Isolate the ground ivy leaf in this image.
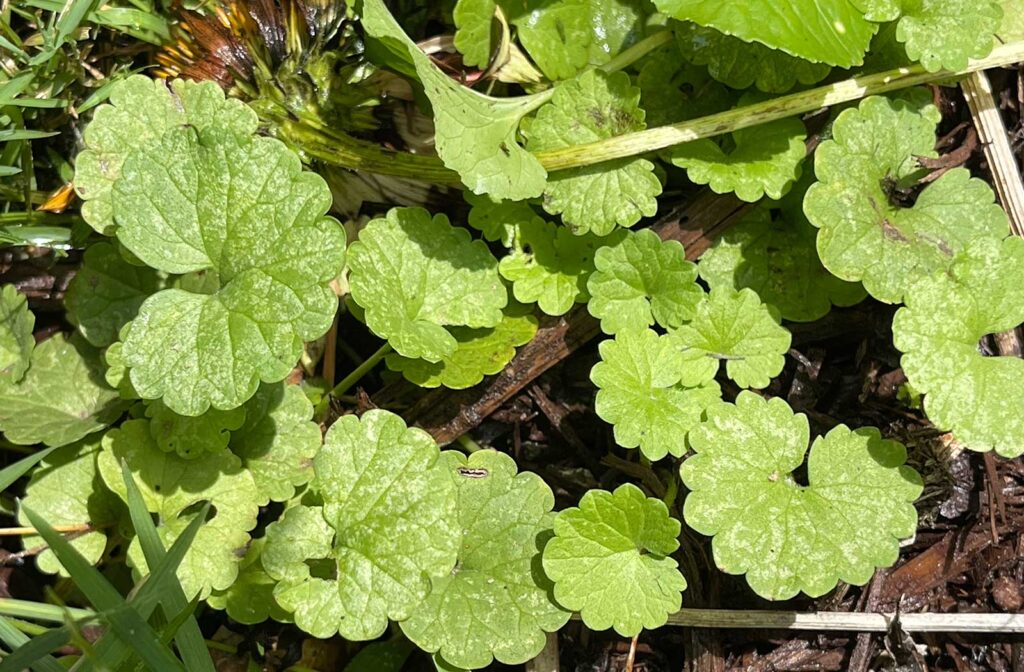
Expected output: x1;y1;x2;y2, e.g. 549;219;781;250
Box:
681;392;923;600
654;0;877;67
586;229;703;334
0;333;128;447
112;126;345;415
465;192;536;247
500;218;620;316
266;410;458;640
591;328;721;461
20;437;122;576
74;75;257;235
144;399;245;459
636;45;735;127
65;243;163;348
348;207;507;362
385;303;539;389
896;0;1001;71
0;284;34;381
893;237;1024;457
400;450;570;669
543;484;686;637
672;287;791;389
207;538;291;625
803;95;1009;303
98;419;260;598
361;0;547;200
698;204;866;322
668;104;806;202
229;383;321;504
675;22;831;93
527;70;661;235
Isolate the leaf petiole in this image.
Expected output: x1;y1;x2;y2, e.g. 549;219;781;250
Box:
330;343;393;399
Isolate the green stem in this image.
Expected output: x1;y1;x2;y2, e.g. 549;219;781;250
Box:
455;434;483;453
597;30;673;75
0;598;94;623
536;40;1024;170
329;343;392;398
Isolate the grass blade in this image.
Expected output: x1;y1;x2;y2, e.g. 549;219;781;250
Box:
0;616;65;672
0;446;59;493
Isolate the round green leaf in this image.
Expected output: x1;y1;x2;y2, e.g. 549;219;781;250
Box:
145;400;245;459
543;484;685;636
592;328;721;461
348;207;507;362
400;450;570;669
113;126;345;416
803;95;1009;303
893;236;1024;457
896;0;1001;71
672;287;791;389
0;284;34;381
207;537;291;625
586;229;703;334
681;392;923;600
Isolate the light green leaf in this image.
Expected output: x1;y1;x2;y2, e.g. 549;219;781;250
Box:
112;126;345;416
465;192;536;247
73;75;257;234
99;419;260;598
0;333;129;447
672;287;791;389
698;204;866;322
681;392;923;600
668;101;806;202
893;236;1024;457
265;410;458;641
500;218;619;316
653;0;878;67
348;207;507;362
0;284;34;381
803;95;1009;303
207;538;291;625
229;383;322;504
361;0;548;200
896;0;1001;71
145;400;245;459
586;229;703;334
543;484;685;636
65;242;162;348
400;450;570;669
527;70;661;235
20;437;123;576
385;303;539;389
591;328;721;461
675;22;831;93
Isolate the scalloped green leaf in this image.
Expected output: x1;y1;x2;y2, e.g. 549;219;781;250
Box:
500;217;619;316
592;328;721;461
893;236;1024;457
672;287;791;389
111;126;345;416
20;437;123;576
264;410;458;641
543;483;685;636
145;400;245;459
65;243;163;348
465;192;537;247
207;537;291;625
586;229;703;334
527;69;661;235
0;333;129;447
0;284;34;381
675;22;831;93
73;75;257;235
348;207;507;362
400;450;570;669
803;95;1009;303
668;105;806;202
698;205;866;322
229;383;321;504
681;392;923;600
99;419;260;598
361;0;547;200
653;0;877;67
385;303;539;389
896;0;1001;71
636;45;735;128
